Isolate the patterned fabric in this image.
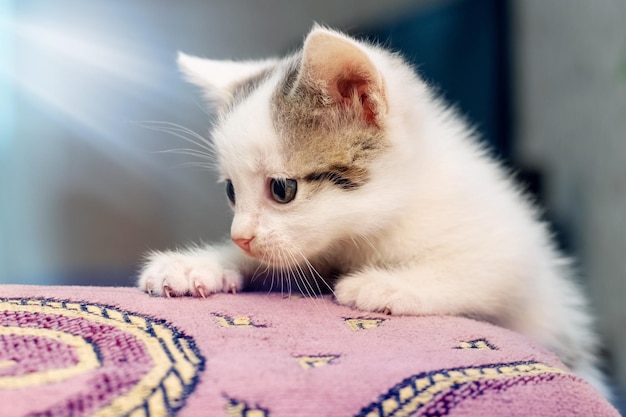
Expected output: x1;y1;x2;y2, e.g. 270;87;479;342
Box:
0;285;619;417
0;298;203;416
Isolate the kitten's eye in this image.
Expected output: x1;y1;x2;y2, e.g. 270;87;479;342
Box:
225;180;236;204
270;178;297;204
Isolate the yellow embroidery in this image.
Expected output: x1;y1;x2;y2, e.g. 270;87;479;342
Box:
382;397;400;414
0;299;204;417
152;324;197;385
226;398;269;417
295;355;339;369
0;360;16;369
128;407;149;417
357;361;565;417
457;338;496;350
398;385;414;402
344;318;385;331
161;372;185;410
214;314;265;328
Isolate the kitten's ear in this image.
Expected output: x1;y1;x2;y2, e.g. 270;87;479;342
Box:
177;52;276;109
299;27;387;126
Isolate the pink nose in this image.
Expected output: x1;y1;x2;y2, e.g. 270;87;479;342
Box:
232;237;253;253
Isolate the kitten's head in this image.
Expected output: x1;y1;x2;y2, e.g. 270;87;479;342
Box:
179;26;413;266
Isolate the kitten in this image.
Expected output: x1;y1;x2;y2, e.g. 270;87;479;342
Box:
138;26;608;395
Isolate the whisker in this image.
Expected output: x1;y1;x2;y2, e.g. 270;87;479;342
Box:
153;145;212;155
264;250;275;297
278;249;285;296
155;147;216;162
273;249;281;294
280;247;292;297
357;233;382;260
298;249;335;297
287;249;315;300
305;255;324;299
140;120;215;148
261;247;276;291
279;253;291;298
193;97;214;118
171;160;218;170
290;249;333;314
135;120;217;155
250;255;267;285
283;248;307;298
267;267;275;293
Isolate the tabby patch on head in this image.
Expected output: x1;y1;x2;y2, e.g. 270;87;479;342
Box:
271;30;390;191
178;28;391;192
228;67;276;113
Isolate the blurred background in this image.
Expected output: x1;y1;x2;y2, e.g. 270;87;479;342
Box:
1;0;625;407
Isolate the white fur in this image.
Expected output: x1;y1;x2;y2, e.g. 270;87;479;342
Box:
140;27;608;396
177;52;277;107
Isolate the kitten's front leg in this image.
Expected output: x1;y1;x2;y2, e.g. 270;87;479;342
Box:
138;243;255;297
334;264;511;317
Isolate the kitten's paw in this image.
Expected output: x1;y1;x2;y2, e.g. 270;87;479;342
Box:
334;270;422;315
138;249;242;298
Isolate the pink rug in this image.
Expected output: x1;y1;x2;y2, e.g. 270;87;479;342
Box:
0;285;618;416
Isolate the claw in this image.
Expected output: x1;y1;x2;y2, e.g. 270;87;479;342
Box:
145;283;154;297
230;284;237;295
195;282;208;299
382;307;392;315
163;284;173;298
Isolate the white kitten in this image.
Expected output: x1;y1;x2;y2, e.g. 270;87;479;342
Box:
139;26;608;395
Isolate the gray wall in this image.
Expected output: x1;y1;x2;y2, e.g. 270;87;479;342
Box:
513;0;626;388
